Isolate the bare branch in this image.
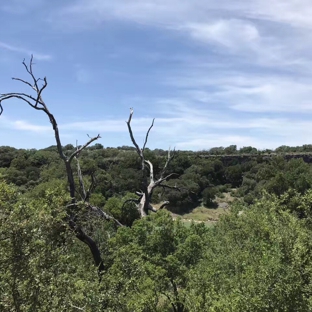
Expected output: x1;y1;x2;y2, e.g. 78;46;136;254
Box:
135;191;144;197
36;77;48;105
142;118;154;152
161;172;179;182
1;92;44;106
11;56;48;109
126;108;142;158
69;302;86;311
0;94;43;111
126;107;154;160
12;77;34;89
87;204;123;227
159;201;170;209
22;55;40;93
126;110;179;217
75;156;86;200
69;134;101;163
160;183;191;193
148;204;157;212
160;147;175;180
0;57;108;275
145;160;154;183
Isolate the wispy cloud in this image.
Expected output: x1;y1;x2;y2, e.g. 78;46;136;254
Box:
4;102;312;150
2;1;312;150
184;20;260;49
1;117;51;133
13;120;51;132
227;0;312;29
163;66;312;113
0;41;51;60
53;0;312;69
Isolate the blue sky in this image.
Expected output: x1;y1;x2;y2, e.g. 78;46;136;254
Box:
1;0;312;151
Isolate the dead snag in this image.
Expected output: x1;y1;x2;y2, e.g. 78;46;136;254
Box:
0;56;115;274
126;108;178;217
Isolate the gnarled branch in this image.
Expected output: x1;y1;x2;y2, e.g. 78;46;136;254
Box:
69;134;101;163
125;109;178;217
0;56;107;274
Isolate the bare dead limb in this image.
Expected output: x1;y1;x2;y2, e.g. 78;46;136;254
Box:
69;302;86;311
87;204;123;227
73;141;122;228
69;134;101;163
74;141;97;202
159;201;170;209
142;118;155;152
145;160;154;183
135;191;144;197
0;56;107;274
125;109;178;217
160;183;182;191
160;148;175;178
76;156;86;201
126;108;143;161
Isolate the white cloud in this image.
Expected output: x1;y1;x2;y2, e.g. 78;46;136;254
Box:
3;0;312;150
61;117;160;134
228;0;312;29
0;41;52;61
13;120;51;132
164;68;312;113
184;19;259;49
3;103;312;150
54;0;312;34
56;101;312;150
53;0;312;71
0;117;51;133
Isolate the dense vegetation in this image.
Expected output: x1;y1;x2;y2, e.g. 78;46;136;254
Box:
2;143;312;311
2;59;312;311
1;143;312;212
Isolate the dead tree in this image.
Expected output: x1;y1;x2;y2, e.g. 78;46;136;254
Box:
0;56;120;274
126;108;178;217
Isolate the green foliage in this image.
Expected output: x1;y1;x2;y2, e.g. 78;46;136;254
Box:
4;144;312;213
237;157;312;205
0;146;18;167
3;143;312;311
101;210;208;311
202;187;218;207
224;145;237;155
225;164;243;187
89;192;106;207
186;193;312;311
239;146;258;154
104;193;140;226
0;180;101;311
